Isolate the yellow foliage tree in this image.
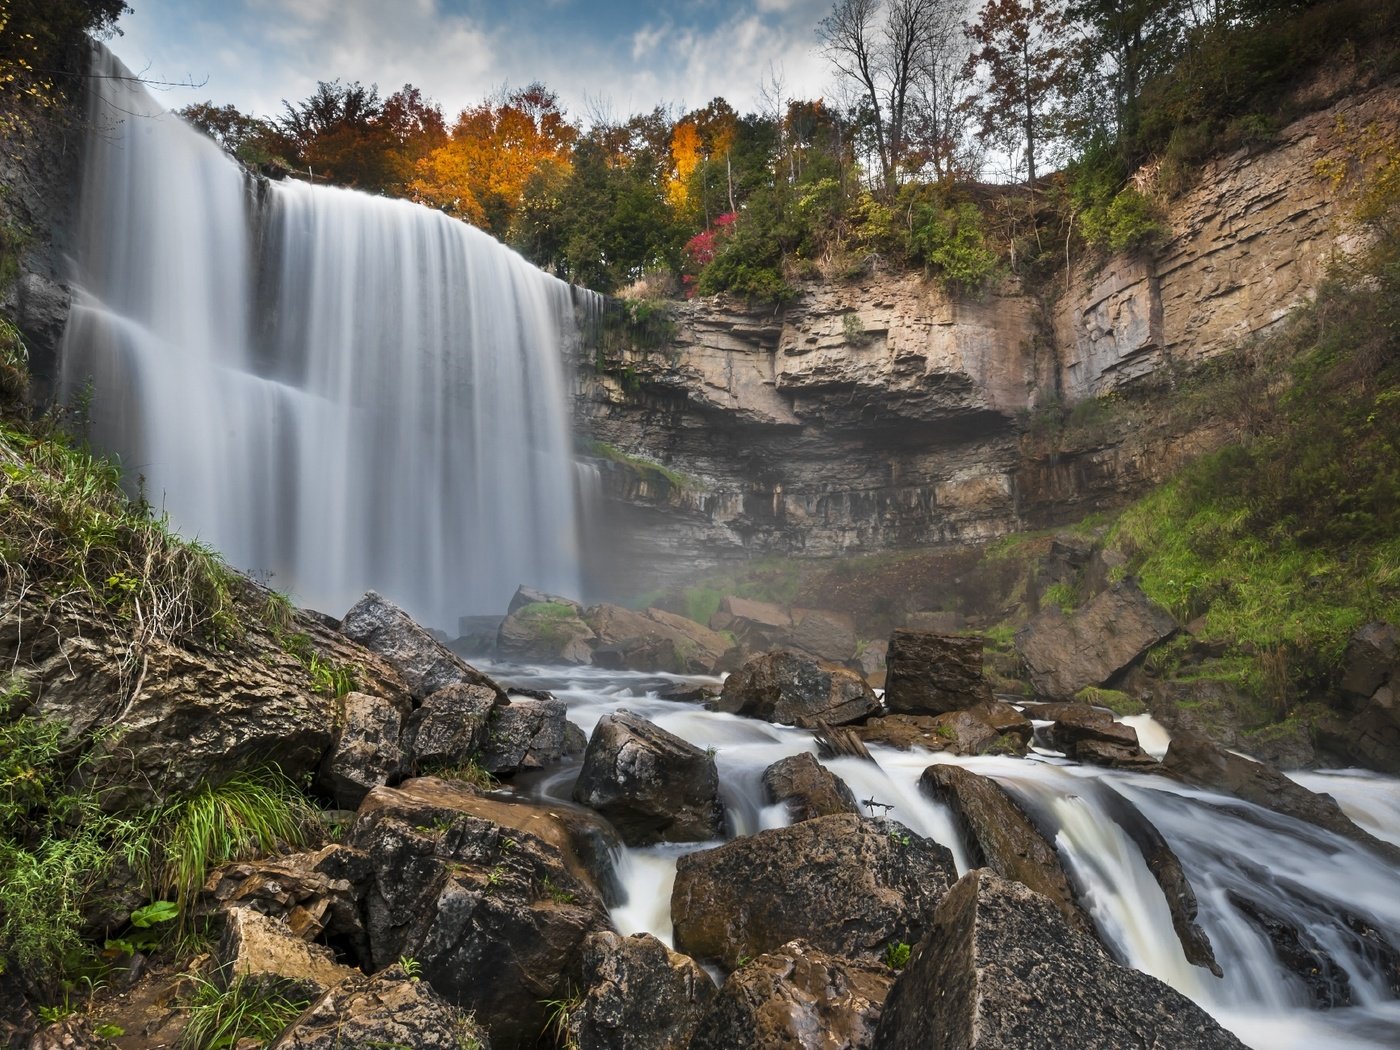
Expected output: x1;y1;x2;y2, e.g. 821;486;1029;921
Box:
667;120;703;210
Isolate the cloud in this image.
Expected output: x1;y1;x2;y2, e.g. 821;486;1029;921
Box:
109;0;836;124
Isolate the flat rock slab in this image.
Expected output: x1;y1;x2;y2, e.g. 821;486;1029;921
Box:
883;630;991;715
671;814;956;970
919;765;1092;936
1015;580;1177;700
872;869;1248;1050
719;650;879;728
689;940;892;1050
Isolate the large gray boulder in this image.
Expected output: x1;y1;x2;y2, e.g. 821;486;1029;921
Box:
688;940;892;1050
347;779;611;1047
761;752;860;821
341;590;505;702
480;696;571;775
671;815;956;970
317;691;407;807
718;650;879;728
1015;580;1177;700
572;710;724;845
567;931;716;1050
401;682;499;773
496;600;596;664
270;965;491;1050
883;631;992;714
872;869;1248;1050
919;765;1092;936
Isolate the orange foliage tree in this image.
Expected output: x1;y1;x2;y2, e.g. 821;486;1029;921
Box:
410;84;576;237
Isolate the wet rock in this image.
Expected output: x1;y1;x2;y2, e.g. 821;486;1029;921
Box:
479;696;571;775
1162;730;1400;863
1228;892;1355;1008
762;752;860;821
567;931;716;1050
347;778;611;1047
215;906;352;998
872;869;1248;1050
496;601;596;664
1340;621;1397;699
689;940;892;1050
718;650;879;728
883;630;992;715
317;690;406;807
1097;791;1220;976
1345;682;1400;774
919;765;1091;935
270;964;491;1050
1015;580;1177;700
856;709;1028;757
572;710;724;845
1043;705;1157;769
340;590;505;702
655;682;719;705
671;814;956;970
402;682;498;775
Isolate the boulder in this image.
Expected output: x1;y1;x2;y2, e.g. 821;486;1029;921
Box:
215;906;352;999
347;779;611;1047
317;691;406;807
496;601;596;664
572;710;724;845
1161;731;1400;864
872;869;1248;1050
788;608;860;662
1042;704;1157;769
856;640;888;680
718;650;879;729
586;604;733;675
671;815;956;970
709;596;793;649
479;696;571;775
1015;580;1177;700
402;682;499;774
567;931;716;1050
883;631;991;715
918;765;1091;935
202;846;371;960
689;941;892;1050
508;585;583;616
340;590;505;703
1344;682;1400;774
270;964;491;1050
761;752;860;821
1340;621;1397;698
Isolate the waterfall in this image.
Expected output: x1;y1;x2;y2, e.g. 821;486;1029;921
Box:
60;48;590;627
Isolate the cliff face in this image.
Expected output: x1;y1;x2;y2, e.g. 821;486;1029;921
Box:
579;80;1400;595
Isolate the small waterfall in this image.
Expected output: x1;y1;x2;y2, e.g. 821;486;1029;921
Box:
61;48;592;626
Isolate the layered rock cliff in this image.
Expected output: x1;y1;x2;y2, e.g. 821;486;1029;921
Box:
577;79;1400;597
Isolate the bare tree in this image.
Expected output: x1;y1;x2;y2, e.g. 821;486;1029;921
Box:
819;0;970;191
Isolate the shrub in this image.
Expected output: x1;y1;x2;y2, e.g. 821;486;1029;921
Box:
909;201;1000;293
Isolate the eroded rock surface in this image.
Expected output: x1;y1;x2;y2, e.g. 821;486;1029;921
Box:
872;869;1247;1050
883;630;991;714
568;931;715;1050
718;650;879;728
761;752;860;821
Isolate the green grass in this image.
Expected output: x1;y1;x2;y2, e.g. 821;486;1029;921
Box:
1074;686;1146;716
586;441;696;494
177;973;310;1050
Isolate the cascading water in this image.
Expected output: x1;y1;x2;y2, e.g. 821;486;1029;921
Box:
60;49;591;627
495;662;1400;1050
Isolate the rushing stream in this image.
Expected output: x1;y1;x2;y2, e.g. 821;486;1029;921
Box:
489;662;1400;1050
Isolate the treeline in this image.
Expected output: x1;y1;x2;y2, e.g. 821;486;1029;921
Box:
163;0;1399;298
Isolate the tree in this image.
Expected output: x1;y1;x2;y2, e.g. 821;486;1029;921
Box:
1;0;130;132
410;84;576;236
965;0;1073;191
1067;0;1189;148
819;0;966;191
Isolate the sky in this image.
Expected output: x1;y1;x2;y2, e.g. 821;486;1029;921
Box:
105;0;840;125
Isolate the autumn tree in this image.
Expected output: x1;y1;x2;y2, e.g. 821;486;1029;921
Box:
965;0;1073;191
410;84;575;237
1;0;129;132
